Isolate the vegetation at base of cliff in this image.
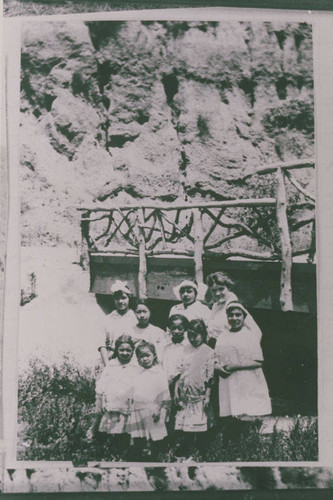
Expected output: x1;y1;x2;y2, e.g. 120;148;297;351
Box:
18;356;318;463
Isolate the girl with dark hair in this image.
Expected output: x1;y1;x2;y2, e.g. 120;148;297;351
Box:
103;281;137;351
162;314;189;381
131;300;168;361
174;319;215;441
89;334;138;459
214;301;271;441
126;341;170;460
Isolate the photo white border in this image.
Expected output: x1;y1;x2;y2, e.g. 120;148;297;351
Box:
2;5;333;490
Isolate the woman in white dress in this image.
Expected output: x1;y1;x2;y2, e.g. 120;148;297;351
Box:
214;301;271;441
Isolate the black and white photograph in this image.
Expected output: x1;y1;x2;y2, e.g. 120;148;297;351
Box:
13;17;319;467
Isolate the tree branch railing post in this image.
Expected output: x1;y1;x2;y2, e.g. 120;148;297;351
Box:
276;167;294;311
138;208;147;299
80;210;91;271
77;158;315;310
193;208;204;284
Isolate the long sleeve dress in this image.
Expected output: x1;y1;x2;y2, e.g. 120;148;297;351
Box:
130;324;168;361
126;365;170;441
95;358;140;434
169;301;211;325
215;327;272;417
174;343;215;432
104;309;137;348
161;341;187;384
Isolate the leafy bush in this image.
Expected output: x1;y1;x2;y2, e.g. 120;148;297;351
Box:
18;355;98;462
18;356;318;463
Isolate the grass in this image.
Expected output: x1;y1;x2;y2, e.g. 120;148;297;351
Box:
18;355;318;463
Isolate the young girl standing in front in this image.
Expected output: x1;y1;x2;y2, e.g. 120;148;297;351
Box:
90;335;139;460
174;319;215;453
126;341;170;460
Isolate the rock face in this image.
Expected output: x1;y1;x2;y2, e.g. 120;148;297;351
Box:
20;20;314;247
4;465;333;493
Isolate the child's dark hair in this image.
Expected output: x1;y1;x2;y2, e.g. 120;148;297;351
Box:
112;335;135;359
134;299;151;311
187;319;208;342
136;340;158;365
167;314;189;330
112;290;136;311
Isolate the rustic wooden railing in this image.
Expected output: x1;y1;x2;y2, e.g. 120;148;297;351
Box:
78;159;315;311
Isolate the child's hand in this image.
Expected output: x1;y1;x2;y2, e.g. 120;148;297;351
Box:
152;412;160;423
203;395;210;409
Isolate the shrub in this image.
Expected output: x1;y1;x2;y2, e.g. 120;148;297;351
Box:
18;356;318;463
18;355;98;462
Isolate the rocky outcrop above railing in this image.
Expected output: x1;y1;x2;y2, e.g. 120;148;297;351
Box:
20;21;314;248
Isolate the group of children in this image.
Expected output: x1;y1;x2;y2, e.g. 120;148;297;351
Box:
89;275;272;460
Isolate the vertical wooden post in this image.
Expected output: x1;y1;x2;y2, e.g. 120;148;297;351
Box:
276;167;294;311
308;219;316;264
80;210;90;271
193;208;204;284
138;208;147;299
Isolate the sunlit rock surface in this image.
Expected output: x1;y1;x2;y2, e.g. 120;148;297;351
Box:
20;20;314;248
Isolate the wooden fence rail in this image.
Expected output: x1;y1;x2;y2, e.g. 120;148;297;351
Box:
77;159;315;311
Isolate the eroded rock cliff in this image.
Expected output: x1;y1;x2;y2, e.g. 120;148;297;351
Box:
20;20;314;247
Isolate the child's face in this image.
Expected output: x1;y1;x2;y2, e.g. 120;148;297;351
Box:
114;292;130;312
117;343;134;364
227;307;245;331
188;328;204;348
211;283;228;303
135;304;150;327
169;319;185;343
180;286;197;306
137;347;155;369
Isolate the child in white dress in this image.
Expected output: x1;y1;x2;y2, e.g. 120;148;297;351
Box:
169;279;210;325
174;319;215;454
126;341;170;460
162;314;189;383
214;301;271;441
130;300;168;361
161;314;189;436
103;281;137;352
90;335;139;460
